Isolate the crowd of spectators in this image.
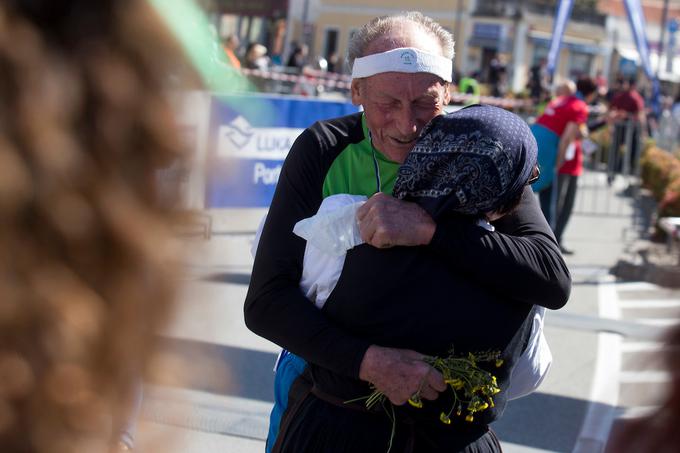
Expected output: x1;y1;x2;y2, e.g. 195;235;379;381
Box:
217;30;678;156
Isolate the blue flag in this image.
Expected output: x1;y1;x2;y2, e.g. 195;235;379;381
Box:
623;0;660;114
546;0;575;76
623;0;654;79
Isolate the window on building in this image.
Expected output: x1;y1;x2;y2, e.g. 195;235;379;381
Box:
568;51;592;79
220;14;239;39
532;45;549;67
323;28;339;60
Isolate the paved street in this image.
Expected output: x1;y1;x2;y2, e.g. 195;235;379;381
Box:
134;171;680;453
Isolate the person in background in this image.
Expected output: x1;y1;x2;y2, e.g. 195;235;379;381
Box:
549;76;598;254
609;78;646;179
606;74;625;103
531;79;593;253
243;43;271;92
595;70;608;97
672;94;680;146
223;33;241;69
458;71;481;105
268;19;286;66
554;80;576;98
0;0;193;452
528;58;549;104
286;43;308;72
327;52;340;73
244;43;270;71
488;53;507;98
672;93;680;121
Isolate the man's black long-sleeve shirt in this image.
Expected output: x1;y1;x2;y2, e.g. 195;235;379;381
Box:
244;112;570;380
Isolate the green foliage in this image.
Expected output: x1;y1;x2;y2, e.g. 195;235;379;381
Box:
640;147;680;201
660;177;680;217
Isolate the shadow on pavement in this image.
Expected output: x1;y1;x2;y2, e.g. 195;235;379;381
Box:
149;337;276;402
201;272;251;285
494;392;611;452
149;338;610;452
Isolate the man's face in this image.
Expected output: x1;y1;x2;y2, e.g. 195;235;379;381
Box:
351;72;450;163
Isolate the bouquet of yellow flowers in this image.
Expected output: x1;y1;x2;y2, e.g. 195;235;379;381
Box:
348;348;502;452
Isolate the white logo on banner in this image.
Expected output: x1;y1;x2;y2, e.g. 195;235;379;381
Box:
218;115;304;160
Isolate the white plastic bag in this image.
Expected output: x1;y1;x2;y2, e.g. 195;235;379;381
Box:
293;194;367;256
295;194;366;308
506;306;552;400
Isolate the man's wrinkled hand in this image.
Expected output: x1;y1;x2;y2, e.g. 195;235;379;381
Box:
359;345;446;406
356;193;436;248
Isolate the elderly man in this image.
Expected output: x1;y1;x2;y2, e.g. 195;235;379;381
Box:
245;12;570;453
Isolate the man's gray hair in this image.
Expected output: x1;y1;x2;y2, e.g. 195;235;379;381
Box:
347;12;454;71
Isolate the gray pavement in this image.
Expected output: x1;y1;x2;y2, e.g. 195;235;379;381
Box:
134;170;678;453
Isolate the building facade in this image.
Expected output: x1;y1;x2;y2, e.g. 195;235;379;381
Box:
212;0;676;95
286;0;607;93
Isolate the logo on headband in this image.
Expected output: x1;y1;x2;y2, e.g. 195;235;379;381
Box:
400;49;417;66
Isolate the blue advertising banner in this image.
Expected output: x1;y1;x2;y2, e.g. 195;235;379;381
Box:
546;0;575;76
206;94;359;208
623;0;654;79
623;0;660;114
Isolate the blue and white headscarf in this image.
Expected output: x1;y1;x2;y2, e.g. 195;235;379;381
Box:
393;105;537;219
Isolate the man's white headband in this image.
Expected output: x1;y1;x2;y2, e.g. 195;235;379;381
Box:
351;47;452;82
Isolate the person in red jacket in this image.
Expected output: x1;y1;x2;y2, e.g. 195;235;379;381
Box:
532;77;597;253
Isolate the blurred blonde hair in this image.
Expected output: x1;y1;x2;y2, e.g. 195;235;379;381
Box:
554;80;576;98
0;0;195;451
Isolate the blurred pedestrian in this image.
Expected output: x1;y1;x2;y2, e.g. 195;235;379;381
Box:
286;43;308;72
243;43;271;92
555;80;576;98
488;53;507;98
327;52;340;73
527;58;549;104
609;78;646;178
606;73;625;103
595;70;608;97
244;43;270;71
223;33;241;69
531;79;592;253
672;93;680;121
458;71;481;105
548;77;598;254
0;0;192;452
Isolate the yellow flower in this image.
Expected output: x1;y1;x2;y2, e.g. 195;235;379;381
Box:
439;413;452;425
407;397;423;409
465;414;474;422
495;359;504;367
445;378;464;389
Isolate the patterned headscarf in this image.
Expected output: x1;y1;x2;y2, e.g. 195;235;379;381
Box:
393;104;537;219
